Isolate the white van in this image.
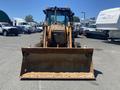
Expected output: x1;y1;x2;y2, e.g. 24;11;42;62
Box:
96;8;120;41
12;18;33;34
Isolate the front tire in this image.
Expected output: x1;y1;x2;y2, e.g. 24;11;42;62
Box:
3;30;8;36
108;38;115;42
15;33;18;36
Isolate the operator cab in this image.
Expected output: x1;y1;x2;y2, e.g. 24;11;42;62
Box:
43;7;74;26
43;7;74;47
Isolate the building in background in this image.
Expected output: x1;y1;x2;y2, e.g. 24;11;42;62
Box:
0;10;12;25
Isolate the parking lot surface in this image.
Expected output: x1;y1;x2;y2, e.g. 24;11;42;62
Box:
0;33;120;90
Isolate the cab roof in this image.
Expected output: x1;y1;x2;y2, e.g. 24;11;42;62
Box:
43;6;74;16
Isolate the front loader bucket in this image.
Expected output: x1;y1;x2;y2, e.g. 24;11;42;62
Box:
20;48;94;79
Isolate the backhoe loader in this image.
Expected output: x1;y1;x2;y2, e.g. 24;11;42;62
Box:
20;7;95;79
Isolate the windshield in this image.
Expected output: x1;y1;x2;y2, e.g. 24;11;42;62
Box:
20;22;28;25
51;15;65;24
48;14;69;25
89;25;96;28
2;23;11;27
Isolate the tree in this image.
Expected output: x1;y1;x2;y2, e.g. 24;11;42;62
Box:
73;16;80;22
25;15;34;22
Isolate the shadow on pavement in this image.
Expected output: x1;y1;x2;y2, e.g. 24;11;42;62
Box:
94;69;103;79
75;35;83;38
102;41;120;45
86;36;107;40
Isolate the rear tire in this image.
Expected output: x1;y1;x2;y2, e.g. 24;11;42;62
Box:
108;38;115;42
111;38;115;42
3;30;8;36
15;33;18;36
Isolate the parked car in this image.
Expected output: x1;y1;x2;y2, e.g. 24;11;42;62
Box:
12;18;33;34
0;22;19;36
80;26;88;35
18;22;33;34
36;25;43;32
15;26;24;34
81;24;96;35
85;30;109;40
85;24;96;32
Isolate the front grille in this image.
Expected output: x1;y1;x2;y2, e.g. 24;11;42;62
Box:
9;28;18;34
52;30;66;44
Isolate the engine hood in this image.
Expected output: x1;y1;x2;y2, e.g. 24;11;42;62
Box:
50;24;65;31
2;26;17;30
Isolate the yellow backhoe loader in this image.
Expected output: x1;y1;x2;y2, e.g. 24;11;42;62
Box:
20;7;95;79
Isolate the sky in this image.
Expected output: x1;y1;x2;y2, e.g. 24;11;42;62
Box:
0;0;120;22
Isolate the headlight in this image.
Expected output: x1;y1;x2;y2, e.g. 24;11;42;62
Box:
23;27;29;31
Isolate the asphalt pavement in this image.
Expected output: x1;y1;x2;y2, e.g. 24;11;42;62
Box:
0;33;120;90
